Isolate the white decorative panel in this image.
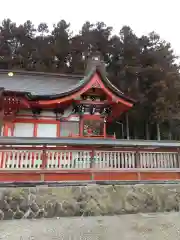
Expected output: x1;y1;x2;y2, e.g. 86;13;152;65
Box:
16;110;56;120
14;123;34;137
37;124;57;137
16;110;32;116
68;116;79;121
40;111;56;118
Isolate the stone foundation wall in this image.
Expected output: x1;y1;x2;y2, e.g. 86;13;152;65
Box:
0;184;180;220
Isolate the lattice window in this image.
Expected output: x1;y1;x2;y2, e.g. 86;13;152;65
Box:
60;122;79;137
83;119;103;136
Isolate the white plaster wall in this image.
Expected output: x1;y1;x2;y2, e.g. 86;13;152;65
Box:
14;110;80;137
13;123;34;137
37;124;57;137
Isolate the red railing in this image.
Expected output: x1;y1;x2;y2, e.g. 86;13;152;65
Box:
0;145;179;170
0;138;180;181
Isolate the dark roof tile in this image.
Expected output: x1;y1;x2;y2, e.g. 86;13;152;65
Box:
0;72;80;96
0;68;136;104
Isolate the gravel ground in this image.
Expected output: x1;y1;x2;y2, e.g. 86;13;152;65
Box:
1;213;180;240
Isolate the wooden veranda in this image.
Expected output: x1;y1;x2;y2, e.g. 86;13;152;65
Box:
0;137;180;182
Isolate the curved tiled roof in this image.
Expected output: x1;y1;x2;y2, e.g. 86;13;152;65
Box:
0;67;136;104
0;70;81;96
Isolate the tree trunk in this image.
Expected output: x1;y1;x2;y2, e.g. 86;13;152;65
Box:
145;122;150;140
157;123;161;141
126;113;130;140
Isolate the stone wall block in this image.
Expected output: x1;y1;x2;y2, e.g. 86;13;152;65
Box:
35;209;45;218
44;202;56;218
23;208;36;219
30;202;40;212
13;207;24;219
3;209;14;220
0;209;4;220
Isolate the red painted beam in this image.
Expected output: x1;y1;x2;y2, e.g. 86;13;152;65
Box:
0;170;179;182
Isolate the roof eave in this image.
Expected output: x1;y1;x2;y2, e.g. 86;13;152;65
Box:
95;67;136;104
1;67;136;105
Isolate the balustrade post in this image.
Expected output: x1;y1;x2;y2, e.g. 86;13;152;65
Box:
135;147;141;180
40;145;47;181
41;145;47;169
90;149;95;180
177;148;180;168
135;148;141;181
135;147;140;168
90;149;95;168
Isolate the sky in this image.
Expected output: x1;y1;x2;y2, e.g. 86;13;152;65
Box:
1;0;180;57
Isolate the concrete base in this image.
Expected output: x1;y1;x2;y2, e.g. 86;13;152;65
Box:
0;184;180;220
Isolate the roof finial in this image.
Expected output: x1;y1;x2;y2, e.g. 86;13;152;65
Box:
92;55;100;61
91;51;102;61
85;51;105;75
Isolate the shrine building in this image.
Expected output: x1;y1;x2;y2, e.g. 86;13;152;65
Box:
0;54;179;183
0;55;135;139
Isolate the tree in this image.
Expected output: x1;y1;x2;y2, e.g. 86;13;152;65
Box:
12;20;36;70
51;20;71;72
0;19;17;68
37;22;49;36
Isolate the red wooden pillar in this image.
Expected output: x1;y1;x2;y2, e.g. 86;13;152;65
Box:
0;89;5;169
80;116;84;137
3;124;9;136
33;122;38;137
0;88;4;135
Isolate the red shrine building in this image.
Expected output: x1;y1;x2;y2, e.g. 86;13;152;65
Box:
0;56;135;139
0;55;179;182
